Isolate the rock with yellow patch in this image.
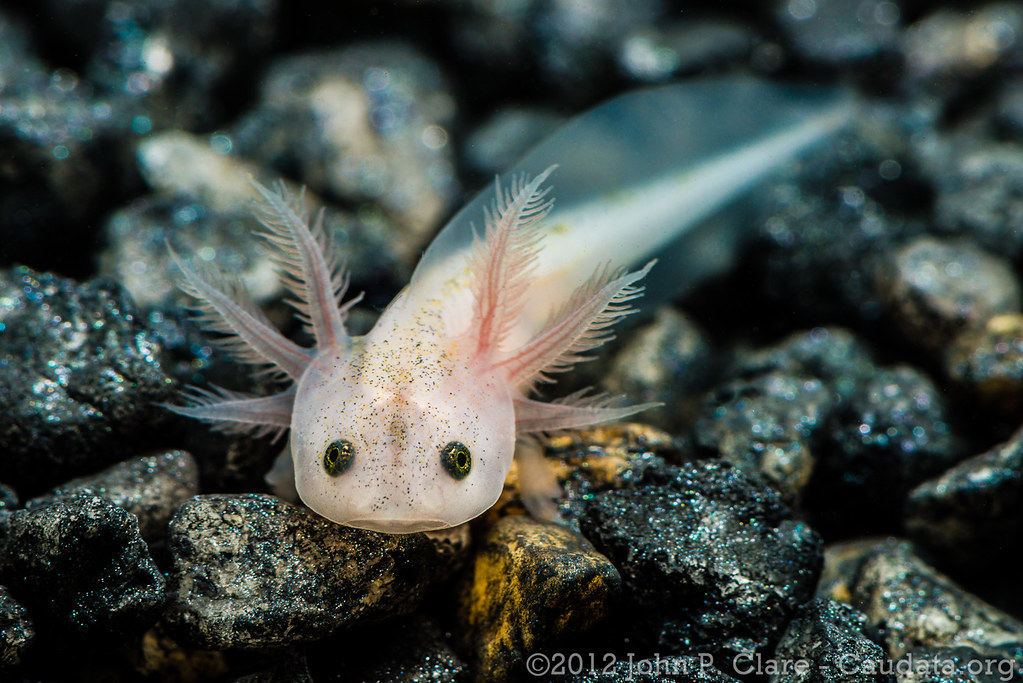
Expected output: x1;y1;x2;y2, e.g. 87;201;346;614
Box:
458;515;621;682
946;313;1023;418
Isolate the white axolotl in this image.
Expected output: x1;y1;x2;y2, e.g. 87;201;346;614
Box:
167;79;851;533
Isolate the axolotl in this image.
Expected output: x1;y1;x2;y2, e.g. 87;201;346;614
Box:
167;79;850;533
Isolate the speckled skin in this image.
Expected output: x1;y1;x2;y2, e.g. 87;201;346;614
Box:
291;305;516;532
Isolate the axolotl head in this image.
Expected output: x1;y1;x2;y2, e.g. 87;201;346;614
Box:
289;334;516;533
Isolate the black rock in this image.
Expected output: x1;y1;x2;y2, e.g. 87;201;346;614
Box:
165;494;439;649
693;370;834;501
40;0;278;131
894;646;1015;683
814;365;962;535
579;460;823;657
945;313;1023;420
818;539;1023;661
932;144;1023;260
0;585;34;668
737;326;878;404
905;426;1023;570
875;236;1019;353
27;450;200;541
754;137;914;328
603;308;717;433
544;423;683;532
309;615;467;683
0;62;128;275
771;598;889;683
0;496;165;641
0;266;176;493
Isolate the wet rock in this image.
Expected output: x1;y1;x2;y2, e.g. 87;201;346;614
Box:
894;646;1015;683
932;144;1023;260
814;365;961;535
41;0;278;130
0;585;34;668
0;62;128;274
775;0;901;66
529;423;682;530
693;371;833;501
603;308;717;432
231;43;457;241
618;19;755;82
905;426;1023;569
737;327;878;408
308;615;467;682
99;178;404;312
771;598;888;683
0;496;165;639
458;515;620;683
27;450;200;541
875;236;1019;352
580;460;822;657
902;5;1023;85
756;155;910;327
818;539;1023;660
165;494;438;649
945;314;1023;418
0;266;176;492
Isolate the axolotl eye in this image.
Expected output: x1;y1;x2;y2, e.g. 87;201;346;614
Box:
323;439;355;476
440;441;471;480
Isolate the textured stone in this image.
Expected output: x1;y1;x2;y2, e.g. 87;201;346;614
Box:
906;426;1023;569
0;585;34;668
458;515;620;683
876;236;1019;352
815;365;961;534
0;496;165;639
165;494;438;649
28;450;199;541
819;539;1023;660
771;598;888;683
0;266;175;491
580;460;822;657
945;314;1023;418
693;371;833;501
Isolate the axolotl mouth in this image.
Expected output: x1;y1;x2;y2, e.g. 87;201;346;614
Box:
347;518;451;533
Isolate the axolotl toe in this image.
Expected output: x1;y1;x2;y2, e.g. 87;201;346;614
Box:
166;78;852;533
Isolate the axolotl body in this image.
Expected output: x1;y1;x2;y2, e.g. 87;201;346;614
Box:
168;79;851;533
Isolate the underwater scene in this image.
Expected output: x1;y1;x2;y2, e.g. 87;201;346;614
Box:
1;1;1023;681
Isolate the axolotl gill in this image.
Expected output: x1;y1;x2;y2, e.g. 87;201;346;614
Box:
167;79;851;534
